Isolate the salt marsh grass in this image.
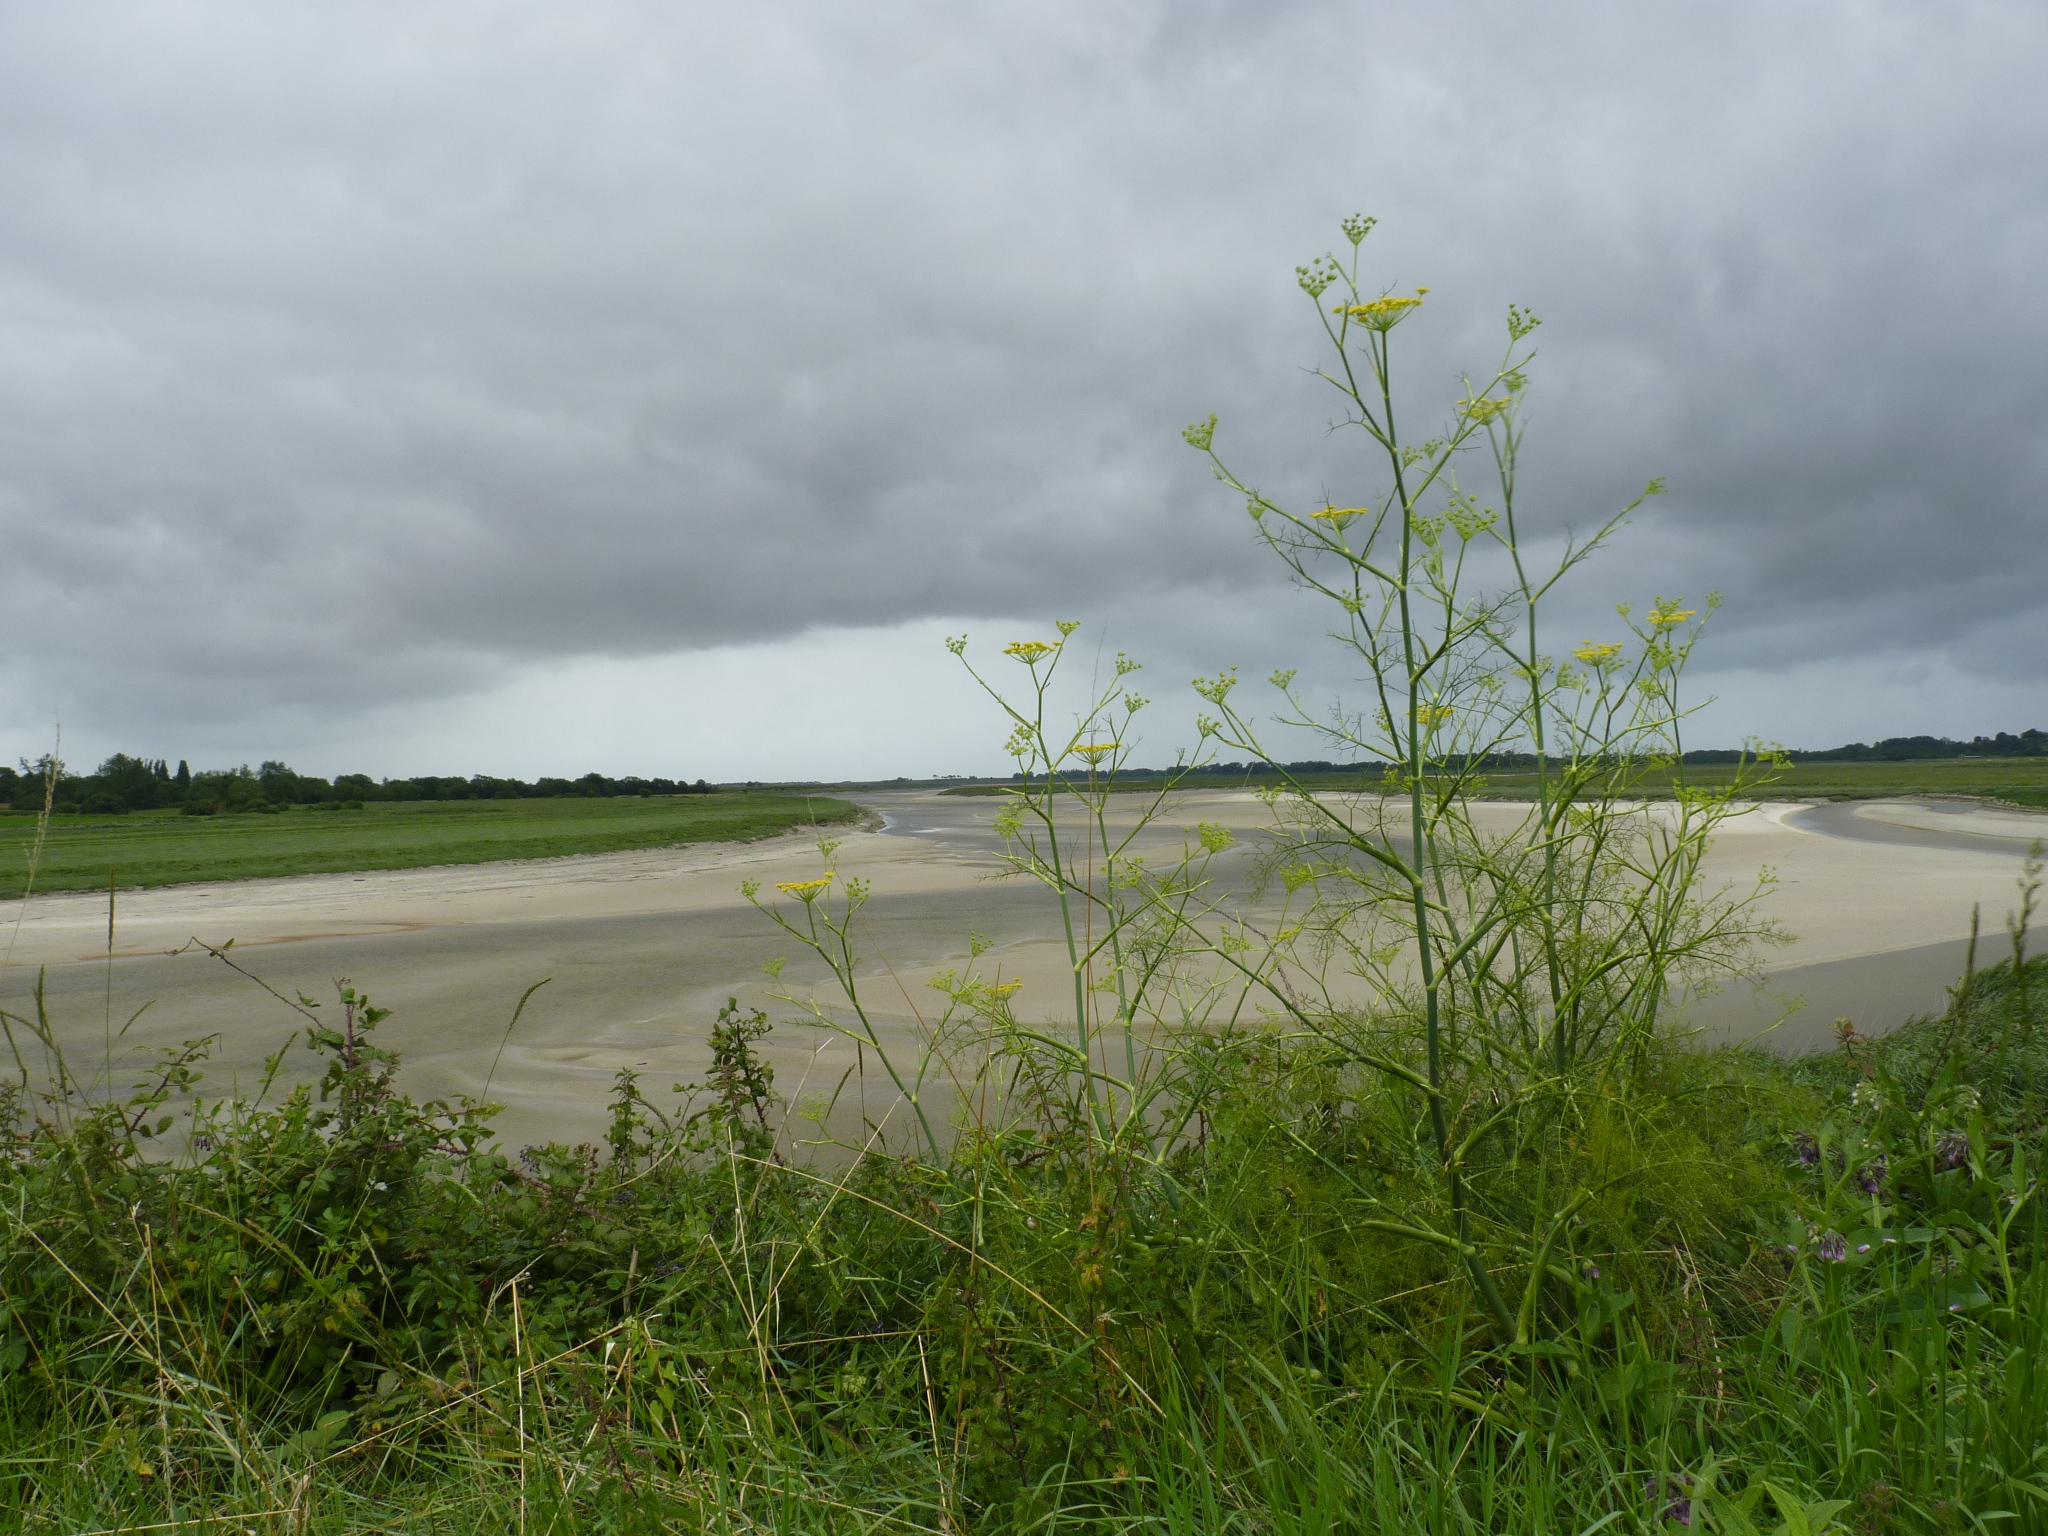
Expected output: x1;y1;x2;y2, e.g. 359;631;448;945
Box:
0;792;859;899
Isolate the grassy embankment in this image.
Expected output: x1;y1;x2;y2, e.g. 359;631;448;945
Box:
0;792;862;900
942;756;2048;808
0;949;2041;1532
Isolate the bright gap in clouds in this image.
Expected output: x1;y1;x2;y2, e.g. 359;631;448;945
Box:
21;600;2041;785
193;627;2048;787
10;616;2034;787
253;623;1015;784
210;621;1191;785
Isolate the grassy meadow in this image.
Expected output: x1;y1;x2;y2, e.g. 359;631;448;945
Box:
0;792;861;899
943;756;2048;808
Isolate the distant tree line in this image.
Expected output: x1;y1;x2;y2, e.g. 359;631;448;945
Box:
0;755;717;816
1017;729;2048;780
5;727;2040;815
1680;728;2046;764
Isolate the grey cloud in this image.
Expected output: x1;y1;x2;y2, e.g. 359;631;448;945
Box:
1;0;2044;760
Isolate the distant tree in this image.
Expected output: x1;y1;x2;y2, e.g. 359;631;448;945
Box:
92;753;167;811
256;760;335;804
19;754;71;810
189;765;264;813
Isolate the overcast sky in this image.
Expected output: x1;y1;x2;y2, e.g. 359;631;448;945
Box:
2;1;2043;782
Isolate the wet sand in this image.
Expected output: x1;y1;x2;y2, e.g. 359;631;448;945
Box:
0;791;2039;1147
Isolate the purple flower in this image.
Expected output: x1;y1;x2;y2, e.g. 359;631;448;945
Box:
1583;1263;1602;1281
1646;1476;1695;1527
1814;1231;1848;1263
192;1136;214;1153
1855;1156;1888;1195
1935;1132;1969;1171
1791;1132;1820;1167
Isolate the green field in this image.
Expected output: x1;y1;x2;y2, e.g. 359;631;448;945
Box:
943;756;2048;807
0;792;861;899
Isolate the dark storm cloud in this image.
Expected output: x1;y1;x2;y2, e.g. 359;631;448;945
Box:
1;0;2043;753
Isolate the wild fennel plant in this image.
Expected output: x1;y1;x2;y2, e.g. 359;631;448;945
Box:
1164;215;1789;1342
770;214;1785;1349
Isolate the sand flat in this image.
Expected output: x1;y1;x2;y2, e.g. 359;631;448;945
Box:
0;790;2038;1147
1848;799;2048;844
0;820;985;968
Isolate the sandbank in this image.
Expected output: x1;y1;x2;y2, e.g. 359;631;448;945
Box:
0;791;2038;1147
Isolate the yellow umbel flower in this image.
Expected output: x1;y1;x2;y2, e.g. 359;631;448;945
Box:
1335;290;1428;330
1572;641;1624;665
1648;606;1697;629
774;876;833;902
1311;505;1366;522
1415;703;1455;727
1072;742;1117;760
1003;640;1055;663
990;980;1023;998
